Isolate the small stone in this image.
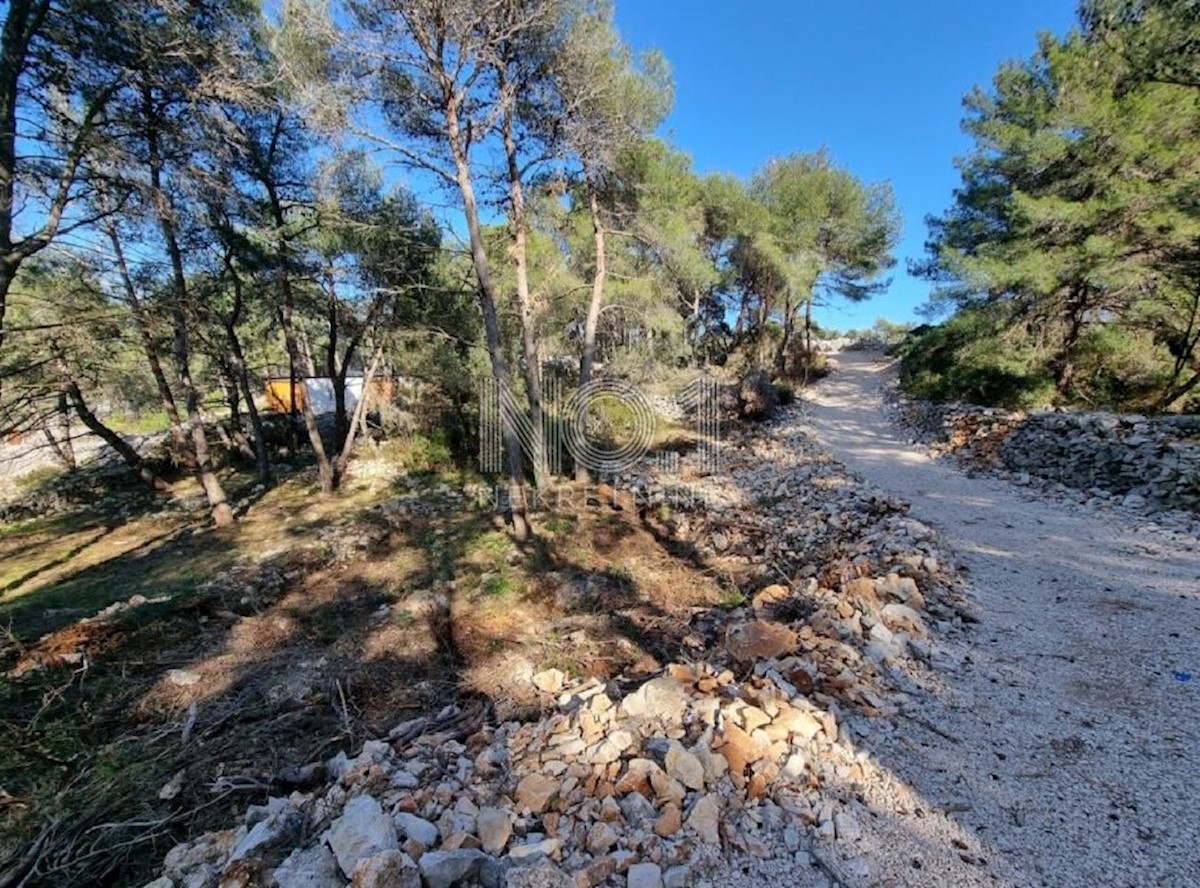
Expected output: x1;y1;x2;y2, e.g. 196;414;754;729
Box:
619;791;658;827
663;866;691;888
664;742;705;791
273;844;342;888
533;669;566;694
614;759;659;796
692;743;728;784
418;849;487;888
686;795;721;844
649;769;685;806
351;850;420;888
476;807;513;855
666;664;695;682
587;730;633;765
782;753;806;781
231;803;302;861
627;862;663;888
221;858;271;888
441;832;481;851
834;811;861;842
619;678;688;721
774;708;822;741
509;838;562;861
586;822;618;854
573;855;616;887
515;773;559;813
741;706;771;733
394;813;439;848
716;723;767;778
611;850;636;874
504;861;576;887
879;603;926;637
724;620;798;662
326;796;399;878
654;803;682;837
751;584;790;611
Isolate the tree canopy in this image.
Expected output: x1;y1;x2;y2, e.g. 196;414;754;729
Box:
909;0;1200;410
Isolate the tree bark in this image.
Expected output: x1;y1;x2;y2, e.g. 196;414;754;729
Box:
1054;294;1086;396
325;270;351;454
106;220;192;464
297;326;318;376
39;391;75;471
774;292;795;377
576;175;608;482
257;127;334;493
579;173;607;389
0;0;50;353
501;95;547;487
220;257;271;482
337;345;382;476
229;330;271;482
278;284;334;493
56;356;168;491
217;362;255;461
445;96;530;541
803;298;814;385
143;84;233;525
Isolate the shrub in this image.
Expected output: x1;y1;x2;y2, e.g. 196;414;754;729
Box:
1069;325;1175;410
897;306;1055;409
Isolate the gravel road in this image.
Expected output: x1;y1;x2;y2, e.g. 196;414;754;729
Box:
801;351;1200;888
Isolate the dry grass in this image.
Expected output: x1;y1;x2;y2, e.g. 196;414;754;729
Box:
0;465;729;886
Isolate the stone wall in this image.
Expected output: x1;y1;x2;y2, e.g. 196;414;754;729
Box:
890;394;1200;513
997;412;1200;512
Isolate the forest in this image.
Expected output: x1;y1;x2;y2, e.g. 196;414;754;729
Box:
0;1;1197;886
904;0;1200;412
0;0;901;533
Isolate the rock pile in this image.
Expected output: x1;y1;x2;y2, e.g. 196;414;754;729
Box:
152;524;963;883
890;395;1200;515
151;646;917;888
149;401;973;888
999;412;1200;512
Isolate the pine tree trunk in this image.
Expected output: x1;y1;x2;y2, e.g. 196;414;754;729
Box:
56;357;168;491
577;176;607;482
143;89;232;526
223;265;272;483
107;221;191;465
447;100;529;541
264;176;334;494
580;174;607;389
774;293;795;377
279;286;334;493
803;299;813;385
39;392;76;471
502;102;546;488
1054;289;1087;397
229;332;271;482
325;273;352;455
337;346;382;477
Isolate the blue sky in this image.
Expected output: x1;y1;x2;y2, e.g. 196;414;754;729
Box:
613;0;1079;332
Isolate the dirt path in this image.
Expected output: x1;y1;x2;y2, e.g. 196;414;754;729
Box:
803;352;1200;888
